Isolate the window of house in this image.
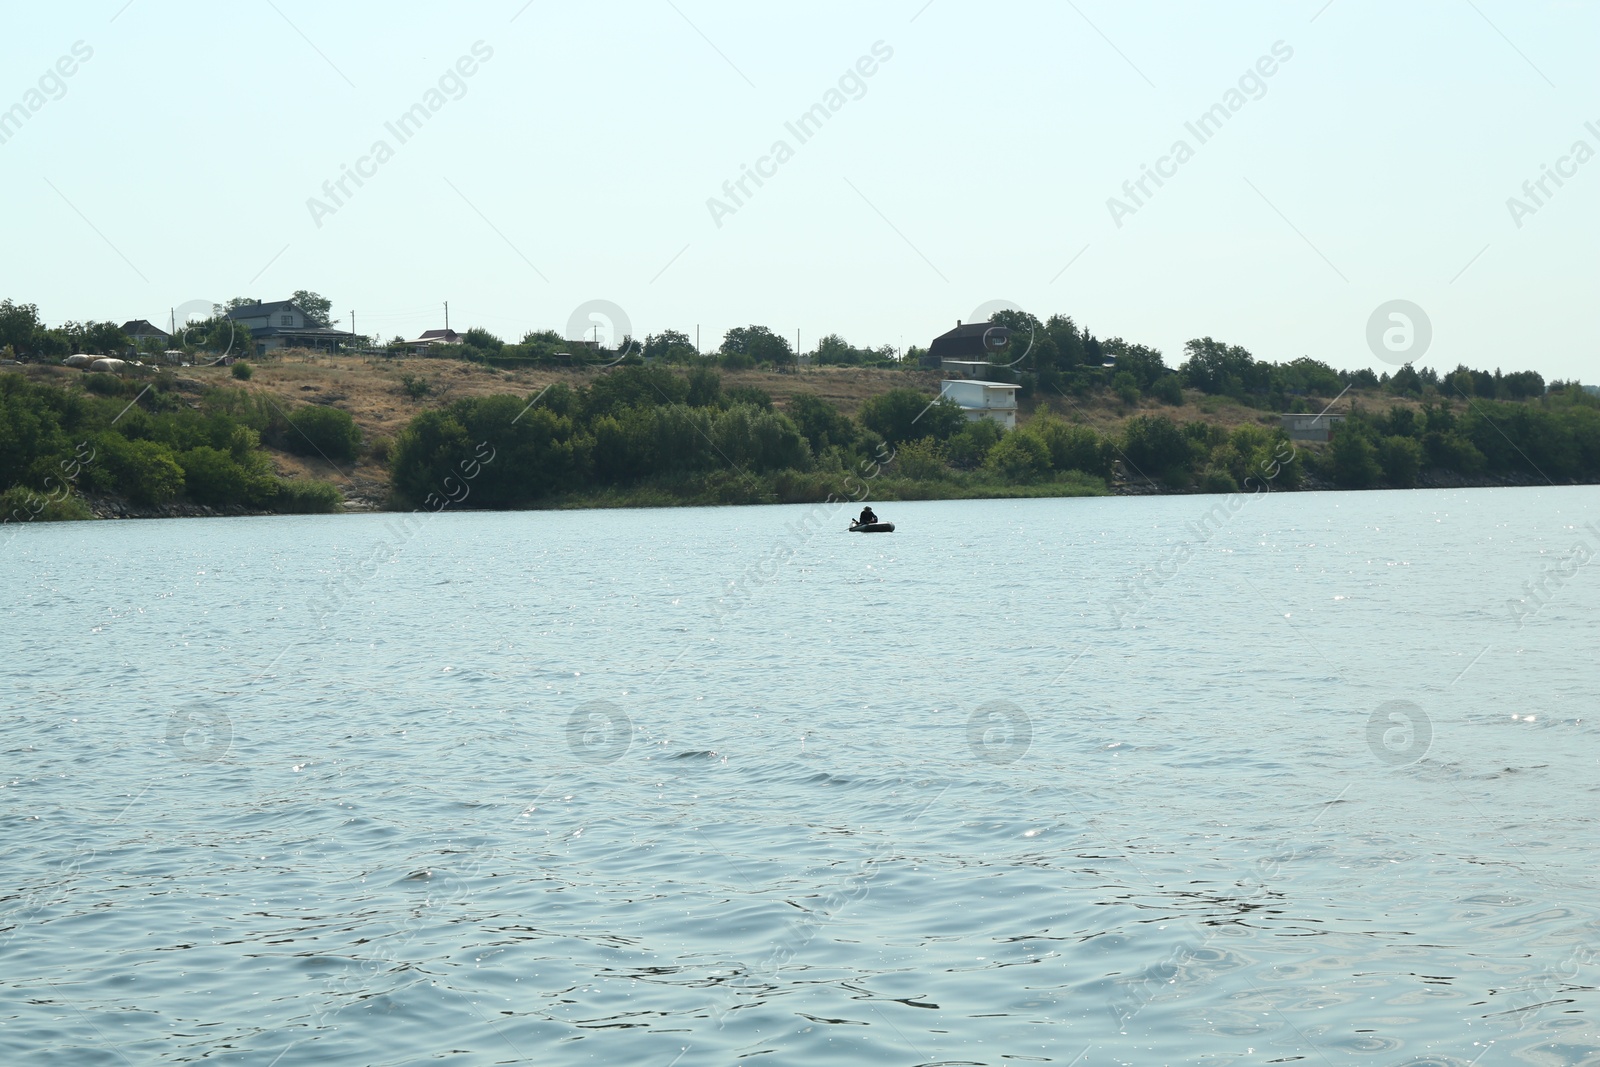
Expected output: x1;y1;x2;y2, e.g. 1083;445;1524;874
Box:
281;314;294;326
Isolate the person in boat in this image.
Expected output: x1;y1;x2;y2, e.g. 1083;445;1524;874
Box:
857;506;878;527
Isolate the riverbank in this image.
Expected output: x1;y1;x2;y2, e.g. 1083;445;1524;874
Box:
7;356;1597;525
37;466;1586;525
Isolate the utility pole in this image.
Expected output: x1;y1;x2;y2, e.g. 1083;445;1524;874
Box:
695;324;700;354
444;301;449;332
351;310;356;341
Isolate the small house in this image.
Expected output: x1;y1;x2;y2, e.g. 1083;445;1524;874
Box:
1281;413;1345;443
121;319;171;352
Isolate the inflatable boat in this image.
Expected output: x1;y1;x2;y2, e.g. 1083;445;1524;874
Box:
849;521;895;533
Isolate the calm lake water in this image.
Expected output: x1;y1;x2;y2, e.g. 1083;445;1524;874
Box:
4;487;1599;1066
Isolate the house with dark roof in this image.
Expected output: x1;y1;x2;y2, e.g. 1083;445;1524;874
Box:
120;319;171;352
225;300;355;356
929;320;1007;379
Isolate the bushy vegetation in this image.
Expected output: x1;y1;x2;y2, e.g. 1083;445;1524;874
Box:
388;367;1121;509
1307;389;1600;488
282;404;361;462
0;373;341;521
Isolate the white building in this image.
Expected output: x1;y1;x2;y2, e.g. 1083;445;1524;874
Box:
940;379;1020;430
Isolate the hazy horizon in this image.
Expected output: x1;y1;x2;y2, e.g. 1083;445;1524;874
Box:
4;0;1597;381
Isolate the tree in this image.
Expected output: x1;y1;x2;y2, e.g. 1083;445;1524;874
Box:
859;388;965;446
81;321;131;355
179;316;253;357
786;392;856;454
1180;337;1266;397
1275;356;1342;397
1379;435;1423;487
214;297;259;316
720;325;793;369
1386;364;1423;397
1025;415;1114;478
1328;423;1382;487
1102;338;1168;389
462;327;504;356
1121;414;1192;478
583;364;688;419
985;433;1051;482
686;365;722;407
291;290;335;327
0;299;44;356
644;329;697;362
814;333;864;366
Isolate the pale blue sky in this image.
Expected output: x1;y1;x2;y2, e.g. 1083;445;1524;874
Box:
3;0;1597;380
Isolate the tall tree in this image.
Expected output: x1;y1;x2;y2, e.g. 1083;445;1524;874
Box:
644;329;697;362
720;325;793;369
291;290;336;327
213;297;259;316
0;299;43;355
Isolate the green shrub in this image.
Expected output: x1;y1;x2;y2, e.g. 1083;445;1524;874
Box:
1113;371;1141;406
1200;466;1240;493
1423;430;1487;474
1380;434;1424;487
285;404;361;462
724;385;773;410
686;366;722;407
91;435;184;505
1328;425;1382;488
985;433;1052;482
0;485;93;523
786;392;854;453
1027;416;1113;478
860;388;965;446
946;418;1002;469
894;437;948;480
399;373;431;399
1121;414;1192;479
1151;374;1185;405
178;446;274;507
271;479;342;513
231;361;253;380
84;373;123;396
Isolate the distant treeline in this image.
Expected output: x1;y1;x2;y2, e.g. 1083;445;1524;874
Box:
1312;387;1600;488
392;364;1600;509
398;309;1567;422
0;372;345;522
976;312;1557;412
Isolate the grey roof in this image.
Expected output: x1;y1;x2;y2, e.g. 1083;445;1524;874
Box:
121;319;170;337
